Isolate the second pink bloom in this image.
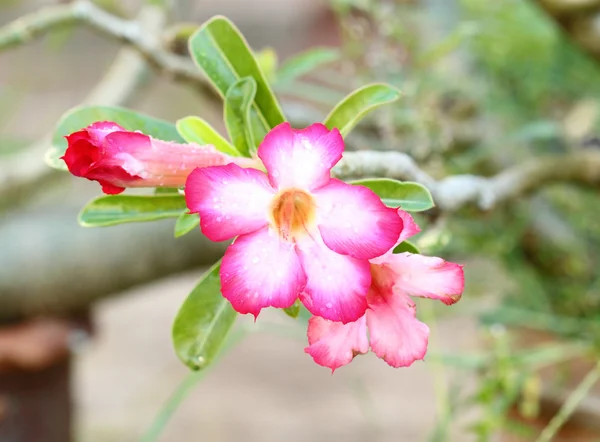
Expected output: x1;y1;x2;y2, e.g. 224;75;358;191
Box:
185;123;403;323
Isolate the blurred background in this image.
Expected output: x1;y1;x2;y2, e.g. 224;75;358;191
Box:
1;0;600;441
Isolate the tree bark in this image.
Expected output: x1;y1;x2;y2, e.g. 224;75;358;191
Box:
0;208;228;322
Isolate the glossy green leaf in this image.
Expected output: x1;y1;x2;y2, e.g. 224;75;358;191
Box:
172;261;238;370
176;116;240;157
276;47;341;84
188;16;286;134
47;105;184;170
351;178;435;212
174;212;200;238
283;300;301;319
78;195;187;227
393;240;420;254
323;83;401;136
224;78;266;157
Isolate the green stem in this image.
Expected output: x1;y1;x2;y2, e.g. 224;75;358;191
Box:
421;302;451;442
534;360;600;442
139;329;246;442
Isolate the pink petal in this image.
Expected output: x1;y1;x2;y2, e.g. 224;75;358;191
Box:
386;253;465;305
257;122;344;190
314;179;403;260
370;210;421;265
185;163;275;242
85;121;124;144
220;227;306;318
397;210;420;243
297;233;370;323
305;315;368;371
366;289;429;368
105;132;255;188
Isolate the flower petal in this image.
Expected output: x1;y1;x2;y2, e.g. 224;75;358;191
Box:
220;227;306;317
85;121;124;142
185;163;275;242
297;233;370;323
305;315;368;371
314;179;403;259
397;209;420;243
366;289;429;368
258;122;343;190
386;253;465;305
370;209;421;265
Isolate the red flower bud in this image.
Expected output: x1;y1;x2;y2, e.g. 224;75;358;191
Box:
62;121;253;194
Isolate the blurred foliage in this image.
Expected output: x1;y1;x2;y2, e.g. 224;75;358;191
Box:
303;0;600;439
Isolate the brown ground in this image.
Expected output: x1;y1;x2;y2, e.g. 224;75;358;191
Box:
74;271;482;442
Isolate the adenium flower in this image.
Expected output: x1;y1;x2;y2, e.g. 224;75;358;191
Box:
185;122;403;323
62;122;255;194
305;211;465;371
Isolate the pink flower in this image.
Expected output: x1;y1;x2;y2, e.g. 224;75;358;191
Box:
62;122;255;194
305;211;465;371
185;123;403;323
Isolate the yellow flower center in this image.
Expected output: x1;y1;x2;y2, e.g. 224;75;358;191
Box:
270;189;316;240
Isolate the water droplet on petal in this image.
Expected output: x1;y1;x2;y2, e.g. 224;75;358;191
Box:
252;256;260;264
326;302;333;309
216;217;222;222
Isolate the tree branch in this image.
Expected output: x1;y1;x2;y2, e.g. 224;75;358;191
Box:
334;150;600;211
0;0;210;89
0;7;156;210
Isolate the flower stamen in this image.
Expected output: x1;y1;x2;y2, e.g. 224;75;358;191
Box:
271;189;316;240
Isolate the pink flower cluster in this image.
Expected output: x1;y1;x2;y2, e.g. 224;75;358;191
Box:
63;121;464;370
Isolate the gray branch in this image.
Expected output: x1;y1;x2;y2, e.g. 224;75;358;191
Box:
0;209;227;321
0;0;208;88
334;150;600;211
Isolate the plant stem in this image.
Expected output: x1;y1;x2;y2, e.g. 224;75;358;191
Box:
139;329;246;442
535;359;600;442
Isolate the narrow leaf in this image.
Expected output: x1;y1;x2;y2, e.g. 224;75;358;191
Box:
176;116;240;156
47;105;184;170
224;78;265;157
78;195;187;227
276;47;341;84
324;83;401;136
393;240;420;254
175;212;200;238
188;16;286;134
154;188;180;195
351;178;435;212
172;261;238;370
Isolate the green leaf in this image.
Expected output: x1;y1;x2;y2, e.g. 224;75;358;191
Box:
188;16;286;134
224;77;266;157
78;195;187;227
351;178;435;211
276;47;341;84
154;188;180;195
393;240;420;254
174;212;200;238
323;83;401;136
47;105;184;170
283;300;301;319
176;116;240;157
172;261;238;370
